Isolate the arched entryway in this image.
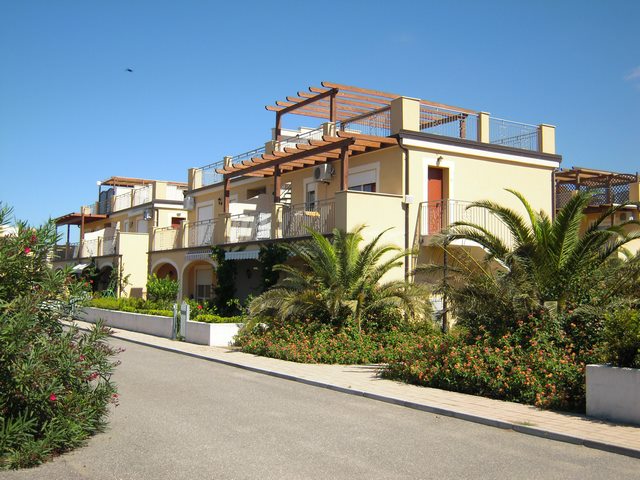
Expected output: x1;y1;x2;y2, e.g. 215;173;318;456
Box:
181;260;216;303
153;262;178;281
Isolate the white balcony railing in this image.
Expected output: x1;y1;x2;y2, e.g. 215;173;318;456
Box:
420;199;513;249
281;199;335;239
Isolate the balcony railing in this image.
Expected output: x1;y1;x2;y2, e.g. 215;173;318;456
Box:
489;117;539;151
277;126;325;151
281;199;335;238
420;105;478;141
420;199;513;249
54;243;79;261
152;226;183;251
228;211;272;243
186;219;215;247
112;186;152;212
338;106;391;138
556;184;632;209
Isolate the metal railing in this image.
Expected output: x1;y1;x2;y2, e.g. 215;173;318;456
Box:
186;218;215;247
199;160;226;187
281;198;335;238
54;243;79;261
277;126;325;151
226;211;272;243
339;106;391;138
112;186;153;212
490;117;539;151
420;199;513;249
420;105;478;141
152;226;183;251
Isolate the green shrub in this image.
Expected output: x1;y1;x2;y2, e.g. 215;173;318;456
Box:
146;274;178;305
88;298;172;317
193;314;244;324
0;203;119;469
382;317;594;411
603;306;640;368
235;320;427;365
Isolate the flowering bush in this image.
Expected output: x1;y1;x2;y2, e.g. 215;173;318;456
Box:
383;315;595;411
0;204;120;469
235;320;427;365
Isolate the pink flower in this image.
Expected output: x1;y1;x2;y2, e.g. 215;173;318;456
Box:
24;247;31;254
49;393;57;402
197;305;203;310
30;234;37;243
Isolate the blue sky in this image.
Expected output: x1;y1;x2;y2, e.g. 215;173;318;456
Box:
1;0;639;226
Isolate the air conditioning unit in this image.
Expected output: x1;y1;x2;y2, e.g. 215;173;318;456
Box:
183;196;195;211
313;164;334;183
143;208;153;221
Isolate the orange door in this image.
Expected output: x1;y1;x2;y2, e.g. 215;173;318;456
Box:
428;168;444;234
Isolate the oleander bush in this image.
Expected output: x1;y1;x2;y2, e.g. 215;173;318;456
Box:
0;203;120;469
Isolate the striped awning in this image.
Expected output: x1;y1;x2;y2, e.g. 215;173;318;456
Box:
225;250;260;261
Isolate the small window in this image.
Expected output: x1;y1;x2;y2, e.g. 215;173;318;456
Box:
306;189;316;210
247;187;267;199
349;183;377;193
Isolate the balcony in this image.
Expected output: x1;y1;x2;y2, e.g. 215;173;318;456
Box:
150;199;337;251
555;168;640;209
420;199;513;249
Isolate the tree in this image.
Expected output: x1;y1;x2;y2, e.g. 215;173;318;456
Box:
432;190;640;336
249;225;430;331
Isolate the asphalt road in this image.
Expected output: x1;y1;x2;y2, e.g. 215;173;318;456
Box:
2;338;639;480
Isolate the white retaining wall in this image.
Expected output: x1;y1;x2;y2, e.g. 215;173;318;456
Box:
185;320;243;347
586;364;640;426
77;307;174;339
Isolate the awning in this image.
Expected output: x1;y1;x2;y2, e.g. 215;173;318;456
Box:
225;250;260;261
185;250;213;262
71;263;90;273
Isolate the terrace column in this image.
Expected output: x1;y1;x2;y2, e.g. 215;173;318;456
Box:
223;177;231;213
215;213;231;244
538;124;556;154
340;146;350;191
322;122;336;137
477;112;490;143
390;96;421;134
188;168;202;190
271;203;284;239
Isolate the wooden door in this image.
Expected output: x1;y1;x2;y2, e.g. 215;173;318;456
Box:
428;168;444;234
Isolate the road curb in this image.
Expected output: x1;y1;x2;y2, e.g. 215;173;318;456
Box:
81;324;640;460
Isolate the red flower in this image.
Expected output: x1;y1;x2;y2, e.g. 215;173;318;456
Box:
24;247;31;254
49;393;57;402
89;279;93;284
30;234;37;243
197;305;203;310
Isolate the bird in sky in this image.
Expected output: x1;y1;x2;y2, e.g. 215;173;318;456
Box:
125;68;133;73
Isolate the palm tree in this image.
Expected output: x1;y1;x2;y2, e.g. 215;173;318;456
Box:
441;189;640;311
249;225;430;331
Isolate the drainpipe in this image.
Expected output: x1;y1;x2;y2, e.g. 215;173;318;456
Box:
396;135;411;282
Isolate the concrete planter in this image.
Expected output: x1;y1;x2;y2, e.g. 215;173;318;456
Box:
185;320;243;347
76;307;174;339
586;364;640;425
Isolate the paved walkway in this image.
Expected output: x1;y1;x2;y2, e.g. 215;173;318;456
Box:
70;320;640;459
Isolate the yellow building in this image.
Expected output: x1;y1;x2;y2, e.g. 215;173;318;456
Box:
54;177;187;297
148;82;561;303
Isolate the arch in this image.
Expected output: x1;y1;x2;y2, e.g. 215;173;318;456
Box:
150;258;180;276
181;259;217;303
154;263;178;281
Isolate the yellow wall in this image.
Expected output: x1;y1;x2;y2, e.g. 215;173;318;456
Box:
118;232;149;297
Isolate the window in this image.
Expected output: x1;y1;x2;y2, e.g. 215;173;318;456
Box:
348;168;377;193
306;189;316;210
349;183;376;192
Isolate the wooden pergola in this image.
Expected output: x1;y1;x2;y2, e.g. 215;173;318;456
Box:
555;167;640;209
216;131;397;212
265;81;476;140
215;82;476;213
